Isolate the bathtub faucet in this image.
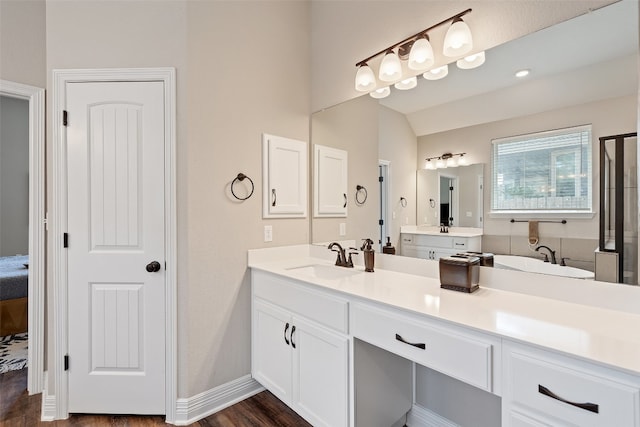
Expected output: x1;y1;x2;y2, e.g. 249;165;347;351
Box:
535;245;557;264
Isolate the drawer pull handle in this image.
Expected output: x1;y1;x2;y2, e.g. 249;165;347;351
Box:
291;325;296;349
284;322;290;345
455;243;465;246
538;385;599;414
395;333;426;350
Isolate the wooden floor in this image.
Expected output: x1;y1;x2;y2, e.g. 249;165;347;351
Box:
0;368;312;426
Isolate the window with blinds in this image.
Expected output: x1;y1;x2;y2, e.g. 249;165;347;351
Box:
491;125;592;212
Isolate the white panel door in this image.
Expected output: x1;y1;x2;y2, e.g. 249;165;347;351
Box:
262;134;308;218
292;316;349;427
66;81;166;414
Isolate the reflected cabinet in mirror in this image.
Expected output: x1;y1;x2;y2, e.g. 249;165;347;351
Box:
309;0;638;283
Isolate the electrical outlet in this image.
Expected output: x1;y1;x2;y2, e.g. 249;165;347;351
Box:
339;223;346;236
466;211;473;217
264;225;273;242
392;211;397;220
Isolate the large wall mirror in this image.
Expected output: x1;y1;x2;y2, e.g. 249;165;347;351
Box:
310;0;638;281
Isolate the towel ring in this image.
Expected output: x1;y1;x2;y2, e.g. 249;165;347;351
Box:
355;185;368;205
231;173;254;201
400;197;407;208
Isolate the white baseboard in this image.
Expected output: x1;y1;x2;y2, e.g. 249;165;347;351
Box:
173;374;264;425
407;404;459;427
40;371;58;421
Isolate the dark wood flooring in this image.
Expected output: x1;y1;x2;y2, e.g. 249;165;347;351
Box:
0;369;312;427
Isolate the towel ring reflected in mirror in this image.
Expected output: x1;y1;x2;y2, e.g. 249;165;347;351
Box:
355;185;368;205
400;197;407;208
231;173;254;201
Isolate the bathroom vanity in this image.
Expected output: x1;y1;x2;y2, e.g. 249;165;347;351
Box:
248;245;640;427
400;226;482;260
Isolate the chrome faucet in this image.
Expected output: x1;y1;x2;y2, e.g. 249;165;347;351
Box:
328;242;353;267
535;245;557;264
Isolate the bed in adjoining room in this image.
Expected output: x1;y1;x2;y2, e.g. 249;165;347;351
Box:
0;255;28;336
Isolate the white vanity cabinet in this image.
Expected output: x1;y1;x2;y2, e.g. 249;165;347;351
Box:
251;270;349;427
314;144;348;217
400;232;481;260
262;134;307;218
503;341;640;427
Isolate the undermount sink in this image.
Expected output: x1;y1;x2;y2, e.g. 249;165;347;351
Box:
286;264;362;280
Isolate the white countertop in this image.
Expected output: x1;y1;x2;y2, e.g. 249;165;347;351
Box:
248;246;640;376
400;225;483;237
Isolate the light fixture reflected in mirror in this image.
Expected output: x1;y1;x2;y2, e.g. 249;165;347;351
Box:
370;86;391;99
457;51;486;69
355;64;376;91
425;152;468;169
423;65;449;80
395;76;418;90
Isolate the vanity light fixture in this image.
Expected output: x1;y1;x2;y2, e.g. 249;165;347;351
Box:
424;152;467;169
457;51;485;69
354;9;479;97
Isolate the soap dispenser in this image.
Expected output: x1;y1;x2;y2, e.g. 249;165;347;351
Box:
361;238;375;272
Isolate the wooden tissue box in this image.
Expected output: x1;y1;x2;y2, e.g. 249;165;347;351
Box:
439;255;480;293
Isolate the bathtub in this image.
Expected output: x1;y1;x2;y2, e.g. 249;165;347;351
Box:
493;255;594;279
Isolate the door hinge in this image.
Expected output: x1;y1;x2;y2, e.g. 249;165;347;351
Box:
63;233;69;248
379;219;384;226
64;355;69;371
378;176;384;182
63;110;68;127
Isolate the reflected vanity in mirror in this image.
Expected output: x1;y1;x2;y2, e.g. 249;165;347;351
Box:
309;0;638;283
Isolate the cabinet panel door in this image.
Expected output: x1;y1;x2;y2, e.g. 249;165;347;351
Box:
262;134;307;218
292;316;349;427
314;144;348;217
252;299;293;404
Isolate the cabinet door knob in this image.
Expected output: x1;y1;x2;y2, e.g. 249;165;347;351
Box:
284;322;290;345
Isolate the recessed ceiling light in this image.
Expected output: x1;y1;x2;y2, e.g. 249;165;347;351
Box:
515;69;530;78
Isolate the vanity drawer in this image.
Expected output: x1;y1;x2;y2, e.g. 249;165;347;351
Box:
252;270;348;333
351;302;494;392
452;237;469;250
506;347;640;427
412;234;453;248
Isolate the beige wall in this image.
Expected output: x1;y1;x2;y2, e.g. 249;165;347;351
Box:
418;95;637;240
45;0;310;399
379;105;417;247
0;0;46;87
311;95;379;245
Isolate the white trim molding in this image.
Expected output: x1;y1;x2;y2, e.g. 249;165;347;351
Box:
174;376;264;425
50;68;177;422
407;404;460;427
0;79;46;395
40;372;58;421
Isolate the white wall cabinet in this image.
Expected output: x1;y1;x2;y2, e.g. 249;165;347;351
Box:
252;272;349;427
400;233;481;260
262;134;307;218
314;144;348;217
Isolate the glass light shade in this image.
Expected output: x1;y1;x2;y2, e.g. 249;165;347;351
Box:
425;159;435;170
458;155;467;166
369;86;391;99
435;158;446;168
355;64;376;92
379;51;402;82
394;76;417;90
443;19;473;57
408;37;435;71
423;65;448;81
446;157;458;167
515;69;530;78
456;51;485;70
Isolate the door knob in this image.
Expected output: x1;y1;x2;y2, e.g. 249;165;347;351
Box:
146;261;161;273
